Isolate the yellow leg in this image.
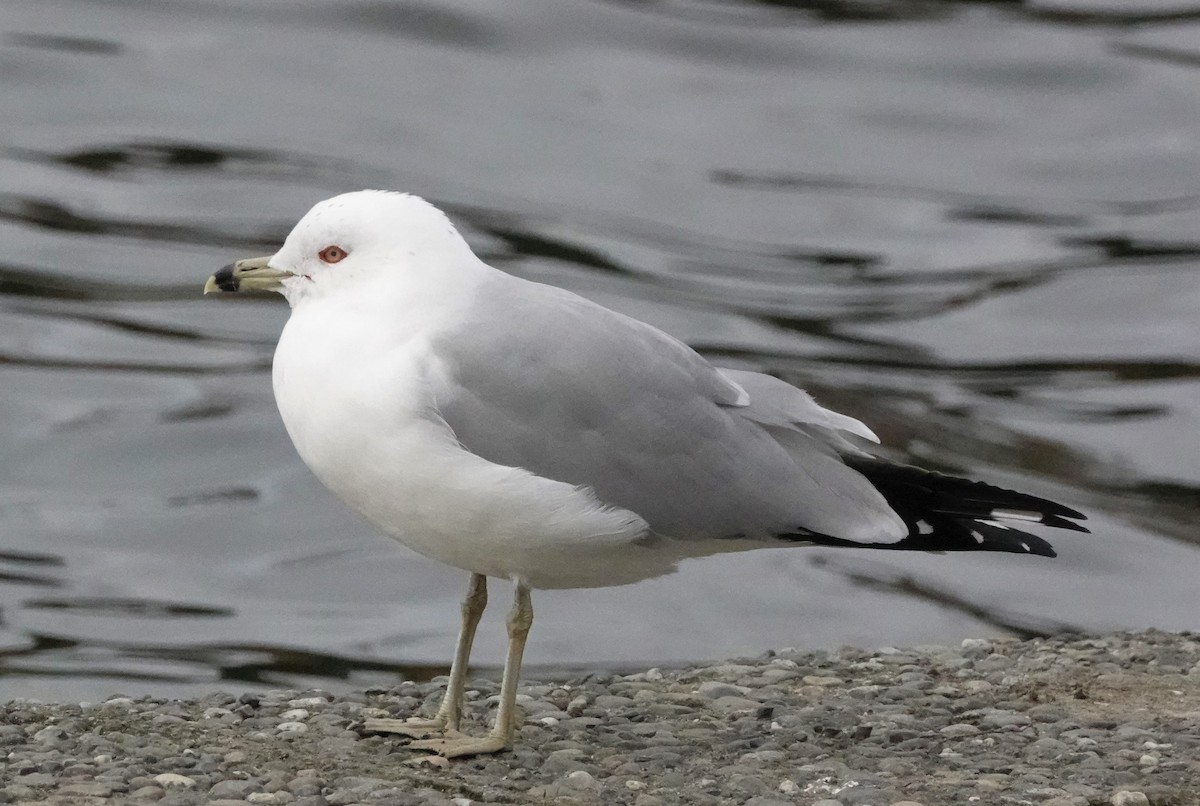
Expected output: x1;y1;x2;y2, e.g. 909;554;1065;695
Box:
364;573;487;738
407;582;533;758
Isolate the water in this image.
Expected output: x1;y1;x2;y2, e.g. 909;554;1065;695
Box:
1;0;1198;702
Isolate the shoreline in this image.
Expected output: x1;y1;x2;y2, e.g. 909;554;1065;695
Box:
3;630;1198;805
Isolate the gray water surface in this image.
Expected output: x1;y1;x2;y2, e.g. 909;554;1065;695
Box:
2;0;1199;702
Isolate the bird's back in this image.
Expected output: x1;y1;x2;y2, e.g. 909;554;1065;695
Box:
431;272;907;545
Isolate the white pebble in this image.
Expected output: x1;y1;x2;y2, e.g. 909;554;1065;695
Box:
563;770;597;790
778;779;799;794
288;697;328;708
1137;753;1158;767
538;717;559;726
280;708;310;721
625;780;646;790
276;721;308;733
247;794;276;804
153;773;196;788
1111;792;1150;806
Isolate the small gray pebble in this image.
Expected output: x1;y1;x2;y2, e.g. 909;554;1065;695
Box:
710;695;762;713
209;779;264;799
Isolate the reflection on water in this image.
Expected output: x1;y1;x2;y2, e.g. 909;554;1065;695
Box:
2;0;1199;701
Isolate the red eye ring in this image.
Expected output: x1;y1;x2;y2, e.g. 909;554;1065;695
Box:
319;245;347;264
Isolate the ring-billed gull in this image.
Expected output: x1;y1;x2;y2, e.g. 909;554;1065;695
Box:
204;190;1087;758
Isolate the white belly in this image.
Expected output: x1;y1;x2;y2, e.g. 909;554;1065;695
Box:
271;301;654;588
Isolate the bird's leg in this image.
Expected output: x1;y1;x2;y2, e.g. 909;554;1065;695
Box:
364;573;487;738
407;582;533;758
488;582;534;747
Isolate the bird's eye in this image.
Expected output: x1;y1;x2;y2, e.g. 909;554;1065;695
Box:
319;245;348;264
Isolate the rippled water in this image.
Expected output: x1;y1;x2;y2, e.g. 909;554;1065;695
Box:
2;0;1198;701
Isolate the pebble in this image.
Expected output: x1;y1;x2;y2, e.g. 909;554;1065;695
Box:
803;675;844;686
696;681;749;699
0;630;1195;806
153;773;196;788
210;779;264;798
940;723;980;737
710;695;762;713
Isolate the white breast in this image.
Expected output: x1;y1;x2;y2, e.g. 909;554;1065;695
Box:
271;289;652;588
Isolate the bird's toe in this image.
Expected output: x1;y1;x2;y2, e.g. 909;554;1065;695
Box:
363;717;458;739
406;734;509;758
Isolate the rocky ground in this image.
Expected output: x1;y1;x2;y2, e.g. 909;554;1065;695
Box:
2;630;1199;806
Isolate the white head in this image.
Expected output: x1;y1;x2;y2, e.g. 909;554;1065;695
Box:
205;190;477;306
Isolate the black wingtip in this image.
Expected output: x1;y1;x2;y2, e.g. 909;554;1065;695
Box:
1021;537;1058;559
1038;514;1090;533
1055;502;1088;521
828;458;1087;557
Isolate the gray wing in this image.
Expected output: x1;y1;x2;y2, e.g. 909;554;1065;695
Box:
714;369;881;456
430;274;905;544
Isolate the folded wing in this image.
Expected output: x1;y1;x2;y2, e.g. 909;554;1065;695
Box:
431;275;906;545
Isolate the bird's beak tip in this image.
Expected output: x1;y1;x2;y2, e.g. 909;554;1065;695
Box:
205;258;281;295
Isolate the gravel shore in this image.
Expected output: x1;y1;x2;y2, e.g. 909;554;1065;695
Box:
3;630;1198;806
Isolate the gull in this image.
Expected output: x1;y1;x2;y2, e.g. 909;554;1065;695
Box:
204;190;1087;758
